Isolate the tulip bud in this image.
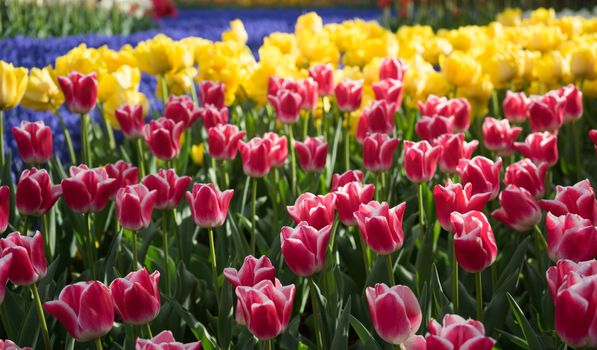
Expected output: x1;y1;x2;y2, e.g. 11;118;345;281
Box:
136;330;202;350
116;184;157;231
0;254;11;304
366;283;421;345
12;121;53;164
105;161;139;196
450;211;497;273
287;192;335;230
426;314;496;349
208;123;246;160
403;140;442;183
363;133;399;172
514;131;558;167
417;95;446;117
0;186;8;233
540;179;597;225
263;132;288;168
186;183;233;228
354;201;406;255
44;281;114;342
198;80;225;109
546;212;597;263
334;79;363;112
238;137;274;177
372;79;403;106
556;84;583;123
330;170;364;191
334;181;375;227
590;129;597;152
482;117;522;156
436;133;478;174
143;169;191;210
268;76;303;98
109;268;160;325
415;115;454;142
298;78;318;110
492;185;542;232
433;181;491;232
295;136;327;173
224;255;276;289
546;259;597;301
164;95;201;129
143;117;185;161
0;61;28;110
268;89;302;124
280;222;331;277
379;57;408;81
308;64;334;96
528;94;564;132
457;156;502;200
503;91;530;123
356;100;397;142
16;168;62;216
57;71;98;114
448;98;472;132
62;165;119;213
504;159;548;198
0;231;46;286
199;105;228;131
115;105;146;139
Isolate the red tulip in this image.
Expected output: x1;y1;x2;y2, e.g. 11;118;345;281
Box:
207;123;246;161
540;179;597;225
457;156;502;200
287;192;335;230
268;77;303;99
403;140;442;183
415;115;454;142
433;181;491;232
44;281;114;342
546;212;597;262
151;0;177;18
298;78;318;110
280;222;331;277
372;79;403;106
379;57;408;81
0;186;8;233
136;330;202;350
263;132;288;168
555;84;583;123
235;280;295;340
238;137;273;177
295;136;327;173
334;181;375;226
0;254;11;304
504;159;548;198
354;201;406;255
16;168;62;216
105;160;139;196
356;100;397;142
57;72;98;114
492;185;542;232
268;89;302;124
514;131;558;167
426;314;496;350
308;64;334;96
186;183;233;228
363;133;399;172
199;105;228;131
418;96;470;132
109;268;160;325
224;255;276;289
482;117;522;156
503;91;530;124
450;211;497;273
0;231;46;286
330;170;364;192
12;121;53;164
143;169;191;210
366;283;421;345
436;133;478;174
590;129;597;152
417;95;446;117
143;117;185;161
334;79;363;112
164;95;201;129
0;340;30;350
198;80;225;109
116;184;156;231
528;94;564;132
115;105;146;139
61;165;119;213
546;259;597;301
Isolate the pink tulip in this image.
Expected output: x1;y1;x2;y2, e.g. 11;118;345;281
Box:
199;105;229;131
363;133;399;172
546;212;597;262
235;280;295;340
298;78;318;110
492;185;542;232
403;140;442;183
198;80;225;109
418;95;447;116
207;124;246;161
44;281;114;342
268;77;304;99
457;156;502;200
115;105;146;139
330;170;364;192
280;222;331;277
450;211;497;273
143;117;185;161
224;255;276;289
366;283;421;345
426;314;496;350
105;161;139;196
555;84;583;123
379;57;408;81
0;186;8;233
372;79;403;106
263;132;288;168
186;183;233;228
546;259;597;301
354;201;406;255
504;159;548;198
308;64;334;96
268;89;302;124
0;254;11;304
590;129;597;152
482;117;522;156
433;181;491;232
436;133;478;174
164;95;201;129
287;192;335;230
528;94;564;132
334;79;363;112
109;268;160;325
143;169;191;210
415;115;454;142
334;181;375;226
295;136;327;173
418;96;470;132
356;100;397;142
0;340;30;350
12;121;53;164
540;179;597;225
16;168;62;216
116;184;157;231
514;131;558;167
0;231;46;286
136;330;202;350
62;165;119;213
503;91;530;123
57;72;98;114
238;137;273;177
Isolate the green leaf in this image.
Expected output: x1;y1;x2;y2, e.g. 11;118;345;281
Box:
507;293;543;350
330;297;351;350
349;315;382;350
162;294;220;350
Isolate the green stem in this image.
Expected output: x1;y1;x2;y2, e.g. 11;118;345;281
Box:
98;103;116;152
251;178;257;255
81;113;92;167
21;215;30;235
161;75;169;105
41;213;51;260
0;109;4;169
343;113;350;170
303;111;310;140
572;121;582;180
144;323;153;338
417;183;425;233
132;230;138;270
55;108;77;164
320;96;327;141
451;235;459;313
84;213;95;278
267;339;273;350
533;224;548;272
492;90;500;117
475;271;483;322
135;138;146;179
209;227;219;308
189;80;199;106
220;160;230;189
95;338;103;350
287;125;297;197
162;211;171;295
358;230;370;273
385;254;395;286
308;277;324;350
173;209;183;261
32;283;51;350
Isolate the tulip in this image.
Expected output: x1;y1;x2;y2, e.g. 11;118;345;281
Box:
280;222;331;277
135;330;202;350
415;115;454;142
44;281;114;342
186;183;233;228
263;132;288;168
268;77;303;99
298;78;318;110
16;168;62;216
433;181;491;232
164;95;201;128
546;259;597;301
0;253;11;305
105;161;139;196
457;156;502;200
308;64;334;96
334;79;363;112
366;283;421;345
436;133;478;174
590;129;597;152
115;105;146;139
268;89;302;124
224;255;276;289
208;123;246;160
540;179;597;225
199;105;228;131
354;201;406;255
426;314;496;350
356;100;397;142
482;117;522;156
143;169;191;210
447;98;472;132
235;280;296;340
62;165;119;213
504;159;548;198
238;137;273;178
492;185;542;232
514;131;558;167
379;57;408;81
330;170;364;191
0;340;30;350
143;117;185;161
0;186;7;233
57;71;98;114
528;94;564;132
21;66;63;112
198;80;225;109
546;212;597;263
0;231;46;286
295;136;327;173
503;91;530;123
362;133;399;172
109;268;160;325
0;61;28;110
11;121;53;164
116;184;157;231
556;84;583;123
403;140;442;183
450;211;497;273
372;79;403;106
334;181;375;227
287;192;335;230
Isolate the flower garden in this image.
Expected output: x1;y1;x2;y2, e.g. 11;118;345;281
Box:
0;1;597;349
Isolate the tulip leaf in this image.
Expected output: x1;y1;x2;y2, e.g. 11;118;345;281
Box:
507;292;543;350
349;315;382;350
495;329;530;349
218;281;234;350
330;296;351;350
162;294;220;350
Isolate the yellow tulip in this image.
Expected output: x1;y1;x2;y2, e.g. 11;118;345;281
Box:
524;25;564;52
191;144;205;166
0;61;28;110
457;75;493;117
134;35;193;76
103;88;149;129
581;79;597;98
98;65;141;102
21;66;64;112
422;71;451;99
569;45;597;80
55;44;103;77
532;51;568;84
156;67;198;100
497;8;522;27
440;51;481;87
295;12;323;35
222;19;248;46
